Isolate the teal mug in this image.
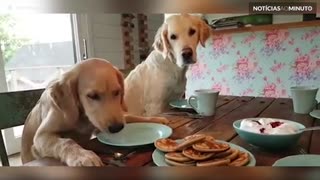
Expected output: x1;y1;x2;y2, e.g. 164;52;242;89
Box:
187;89;220;116
290;86;319;114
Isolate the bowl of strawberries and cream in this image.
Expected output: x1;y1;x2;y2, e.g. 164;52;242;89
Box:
233;118;305;150
239;118;299;135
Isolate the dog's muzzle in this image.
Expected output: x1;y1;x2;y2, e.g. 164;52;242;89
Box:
108;123;124;133
181;47;195;64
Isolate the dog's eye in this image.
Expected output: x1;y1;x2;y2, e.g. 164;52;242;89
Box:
87;93;100;101
170;34;177;40
189;28;196;36
112;90;121;97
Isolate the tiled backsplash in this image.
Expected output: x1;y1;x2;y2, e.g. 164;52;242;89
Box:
186;26;320;100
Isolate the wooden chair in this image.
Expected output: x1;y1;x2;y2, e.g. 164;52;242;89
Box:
0;89;44;166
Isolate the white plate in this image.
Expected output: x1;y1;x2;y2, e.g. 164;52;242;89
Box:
273;154;320;167
152;139;256;166
97;123;172;146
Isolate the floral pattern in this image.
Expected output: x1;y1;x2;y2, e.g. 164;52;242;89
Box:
212;34;235;58
234;50;261;82
261;29;289;56
261;77;287;98
302;29;320;43
189;61;209;80
212;78;231;95
290;47;320;84
186;26;320;101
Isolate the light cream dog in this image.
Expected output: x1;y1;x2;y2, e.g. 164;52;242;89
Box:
125;14;211;116
21;58;168;166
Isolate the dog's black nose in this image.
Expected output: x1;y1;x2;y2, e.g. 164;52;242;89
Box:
108;123;124;133
182;48;193;59
182;48;193;64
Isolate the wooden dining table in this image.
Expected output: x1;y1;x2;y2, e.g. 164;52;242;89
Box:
25;95;320;167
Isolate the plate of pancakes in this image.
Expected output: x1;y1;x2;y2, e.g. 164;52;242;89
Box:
153;134;256;167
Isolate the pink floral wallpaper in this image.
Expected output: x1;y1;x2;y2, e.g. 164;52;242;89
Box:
186;26;320;100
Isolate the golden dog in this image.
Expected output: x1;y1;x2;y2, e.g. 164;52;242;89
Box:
125;14;211;116
21;58;168;166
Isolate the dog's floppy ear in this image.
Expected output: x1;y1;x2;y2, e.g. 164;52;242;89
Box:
115;69;128;112
48;71;80;121
198;18;211;47
153;23;170;59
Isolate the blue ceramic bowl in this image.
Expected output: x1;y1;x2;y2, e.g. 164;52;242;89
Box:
233;118;305;150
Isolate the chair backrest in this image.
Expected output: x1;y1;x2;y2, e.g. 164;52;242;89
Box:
0;89;44;166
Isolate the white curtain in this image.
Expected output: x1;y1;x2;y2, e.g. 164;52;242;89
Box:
0;47;8;93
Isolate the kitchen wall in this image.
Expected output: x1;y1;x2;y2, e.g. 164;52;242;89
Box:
78;13;163;69
147;14;164;47
85;14;125;67
131;14;163;65
186;25;320;100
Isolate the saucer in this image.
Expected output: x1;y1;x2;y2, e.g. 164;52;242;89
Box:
310;110;320;119
169;99;197;110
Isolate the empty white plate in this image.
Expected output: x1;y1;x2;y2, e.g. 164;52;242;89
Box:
273;154;320;167
97;123;172;146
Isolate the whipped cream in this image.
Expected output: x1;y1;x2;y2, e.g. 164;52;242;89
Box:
239;118;298;135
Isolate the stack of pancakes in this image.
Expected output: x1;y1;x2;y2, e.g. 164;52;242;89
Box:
154;134;250;167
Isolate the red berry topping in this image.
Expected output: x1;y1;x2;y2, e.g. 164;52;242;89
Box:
259;128;265;133
270;121;284;128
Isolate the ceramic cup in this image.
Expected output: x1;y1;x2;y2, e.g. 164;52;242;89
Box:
290;86;319;114
187;89;220;116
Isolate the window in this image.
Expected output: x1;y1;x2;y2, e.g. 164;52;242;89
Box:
0;13;78;155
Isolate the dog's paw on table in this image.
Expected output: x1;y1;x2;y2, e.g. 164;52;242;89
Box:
66;149;104;167
149;117;170;125
23;157;65;166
